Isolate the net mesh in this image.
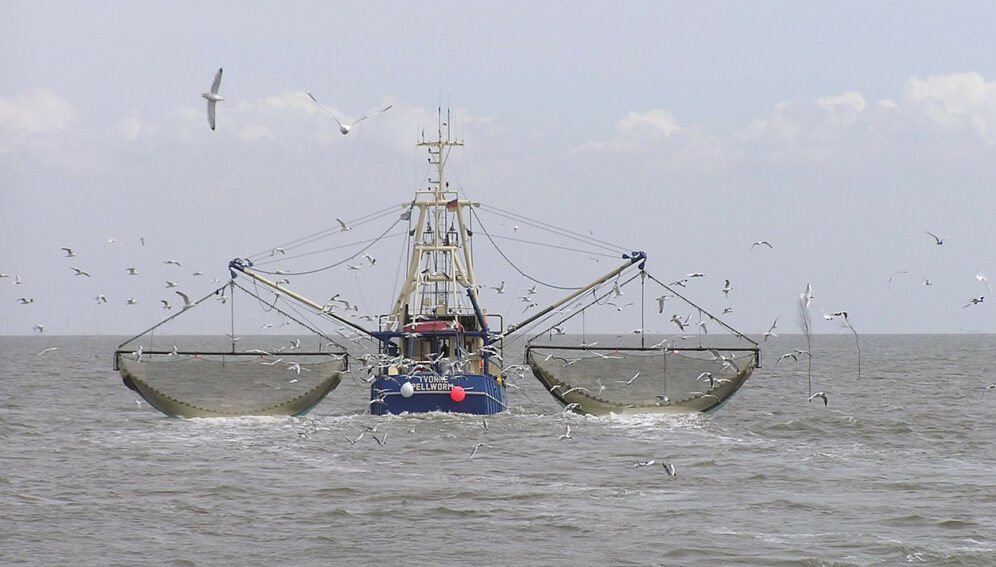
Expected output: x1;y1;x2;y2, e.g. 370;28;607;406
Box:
517;269;760;415
526;344;756;415
115;281;350;417
118;352;345;417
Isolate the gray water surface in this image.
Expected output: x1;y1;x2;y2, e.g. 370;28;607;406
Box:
1;335;993;566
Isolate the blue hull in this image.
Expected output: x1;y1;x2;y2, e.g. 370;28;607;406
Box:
370;373;507;415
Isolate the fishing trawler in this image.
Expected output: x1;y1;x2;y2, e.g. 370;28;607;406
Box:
115;108;759;418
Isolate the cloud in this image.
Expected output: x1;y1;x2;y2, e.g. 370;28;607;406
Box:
0;88;75;152
113;114;159;142
238;123;275;143
901;72;996;142
618;108;681;138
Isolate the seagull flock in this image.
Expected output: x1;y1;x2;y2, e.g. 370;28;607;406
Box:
198;66;391;134
7;237;217;335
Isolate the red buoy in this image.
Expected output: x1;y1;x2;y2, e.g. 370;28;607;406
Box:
450;385;466;402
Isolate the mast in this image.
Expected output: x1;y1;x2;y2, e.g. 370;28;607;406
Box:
390;108;477;325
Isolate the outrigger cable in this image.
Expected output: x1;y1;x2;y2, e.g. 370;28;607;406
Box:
645;272;759;346
481;204;628;255
246;203;401;260
469;206;586;291
251;217;405;277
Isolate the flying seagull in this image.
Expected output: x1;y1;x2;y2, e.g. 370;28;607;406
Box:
925;231;944;245
202;67;224;131
176;290;194;310
661;462;676;478
763;317;778;341
888;271;908;289
751;240;773;249
801;283;814;307
808;391;829;406
307;91;392;135
469;442;490;458
976;270;992;294
962;296;984;308
558;424;573;441
61;247;76;257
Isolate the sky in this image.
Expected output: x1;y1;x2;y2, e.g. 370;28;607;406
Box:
2;1;996;336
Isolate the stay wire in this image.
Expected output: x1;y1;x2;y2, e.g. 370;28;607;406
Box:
469;207;587;292
251;216;405;277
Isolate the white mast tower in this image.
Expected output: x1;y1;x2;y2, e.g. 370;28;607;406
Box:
390;108;480;327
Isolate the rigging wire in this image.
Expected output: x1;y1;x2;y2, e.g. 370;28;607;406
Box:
252;231;407;267
246;203;404;261
480;204;629;255
469;207;589;292
486;234;620;259
251;217;406;277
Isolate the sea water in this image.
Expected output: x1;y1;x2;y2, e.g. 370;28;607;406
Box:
1;335;993;566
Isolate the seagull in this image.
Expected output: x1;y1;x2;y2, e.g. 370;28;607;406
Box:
61;247;76;257
698;320;709;335
160;300;172;310
925;231;944;245
94;294;107;304
661;462;677;478
983;384;996;398
372;433;388;446
686;272;707;278
336;218;352;232
202;67;224;131
16;297;34;304
558;424;573;441
176;290;193;310
977;271;992;294
342;432;365;445
165;281;179;288
888;271;908;289
125;267;138;276
808;391;829;406
490;281;506;294
32;323;45;333
751;240;773;249
164;259;182;267
71;267;90;277
775;353;798;365
561;402;582;414
722;279;733;298
37;347;58;356
616;372;640;385
923;278;933;286
656;294;671;313
634;460;656;467
125;298;138;305
306;91;392;135
801;283;814;307
469;442;490;458
363;253;377;266
963;296;984;308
